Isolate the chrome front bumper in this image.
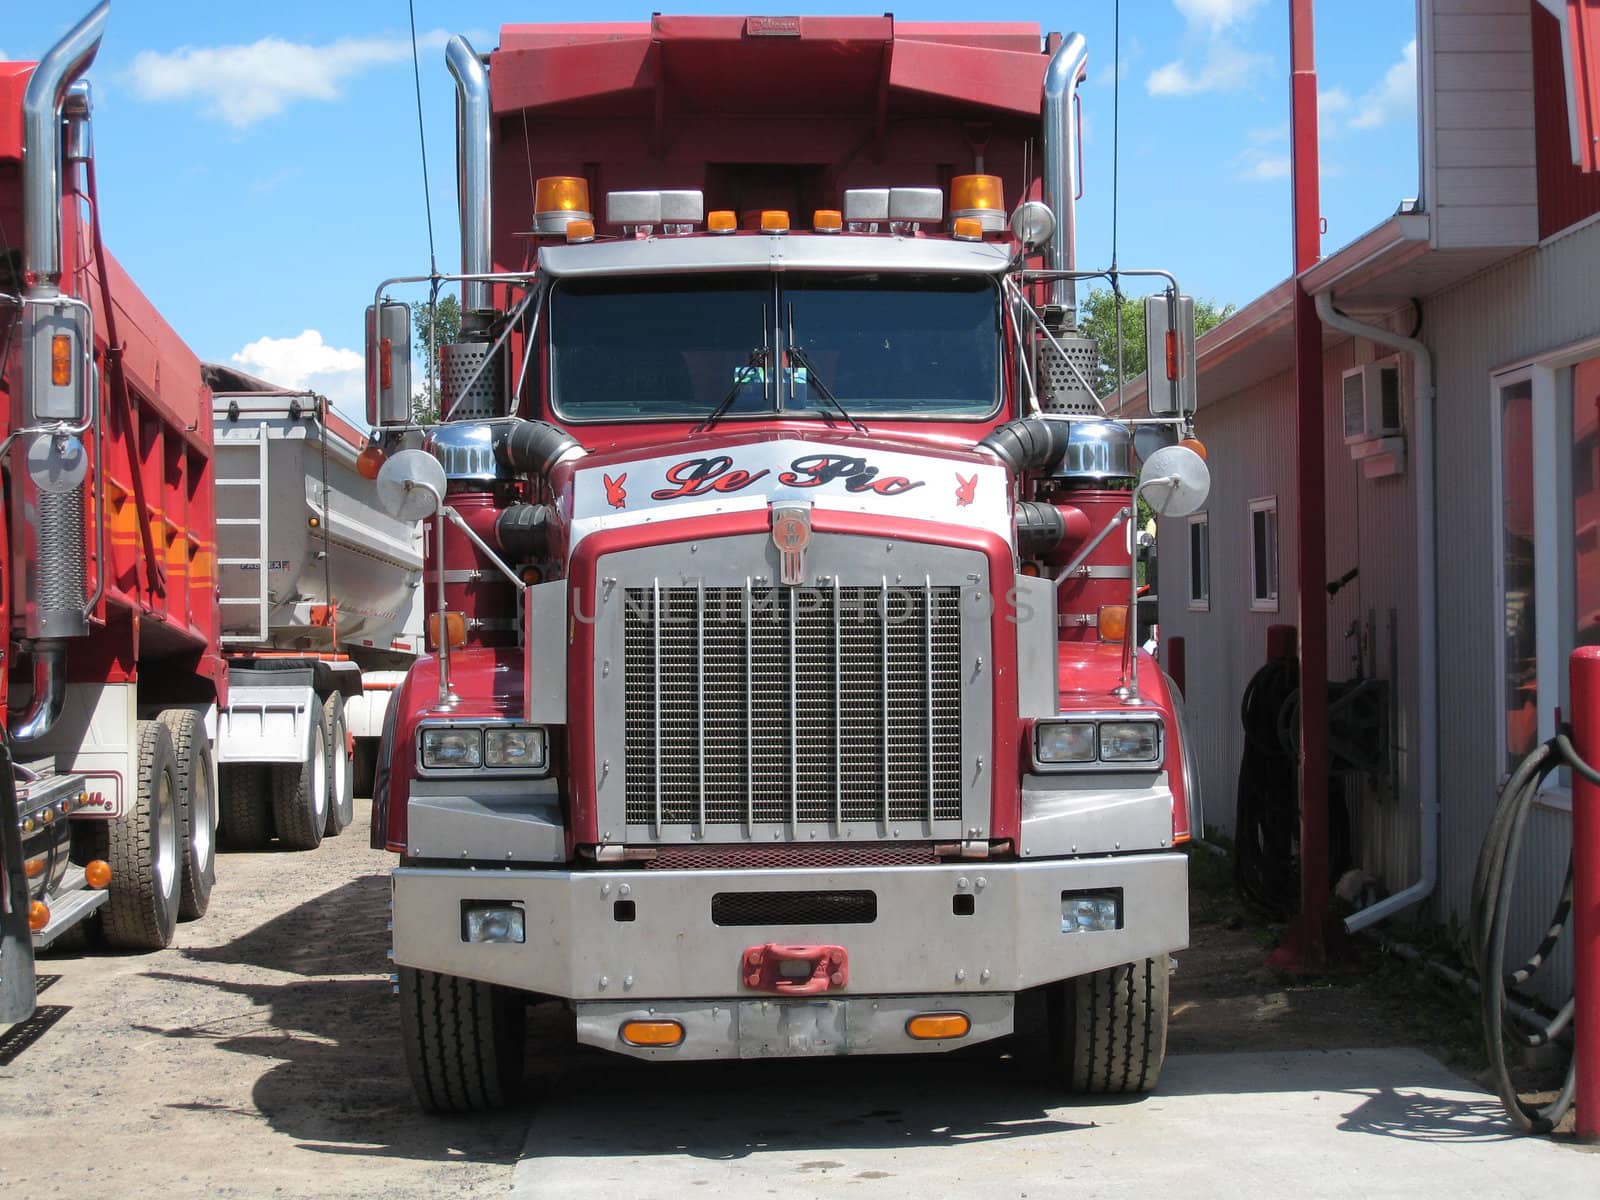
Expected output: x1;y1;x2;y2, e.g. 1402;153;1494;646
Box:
391;853;1187;1007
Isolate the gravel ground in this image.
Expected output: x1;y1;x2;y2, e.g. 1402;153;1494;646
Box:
0;818;1456;1199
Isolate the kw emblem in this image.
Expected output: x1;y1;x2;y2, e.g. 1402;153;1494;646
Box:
771;506;811;586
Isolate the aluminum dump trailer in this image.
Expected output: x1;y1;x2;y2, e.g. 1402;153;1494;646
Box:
205;366;424;840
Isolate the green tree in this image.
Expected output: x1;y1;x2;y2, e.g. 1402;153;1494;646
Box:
409;294;461;423
1077;287;1235;394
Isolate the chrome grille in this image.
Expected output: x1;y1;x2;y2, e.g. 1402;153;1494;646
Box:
623;583;963;831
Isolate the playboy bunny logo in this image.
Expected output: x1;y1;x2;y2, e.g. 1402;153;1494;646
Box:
954;473;978;507
604;473;628;509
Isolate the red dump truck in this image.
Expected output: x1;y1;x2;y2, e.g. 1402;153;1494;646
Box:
1;3;423;1024
365;13;1209;1111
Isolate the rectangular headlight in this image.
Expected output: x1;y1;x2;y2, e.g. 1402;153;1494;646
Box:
1036;721;1096;764
1098;721;1161;763
463;904;525;944
484;727;547;770
1062;891;1122;933
421;727;482;768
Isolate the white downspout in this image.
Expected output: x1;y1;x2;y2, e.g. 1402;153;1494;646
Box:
1314;289;1438;932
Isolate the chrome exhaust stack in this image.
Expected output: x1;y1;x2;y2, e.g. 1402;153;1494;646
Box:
1041;31;1088;326
11;3;108;743
446;36;492;315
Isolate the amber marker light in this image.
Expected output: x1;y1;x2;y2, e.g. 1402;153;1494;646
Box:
812;209;843;233
952;216;983;242
85;859;112;889
707;210;737;234
24;858;45;879
51;332;73;386
1098;603;1130;644
355;445;386;481
950;173;1004;215
1180;436;1208;461
535;175;591;215
621;1019;685;1047
906;1013;971;1040
565;219;596;244
427;611;468;651
521;566;543;585
760;210;791;234
30;900;50;933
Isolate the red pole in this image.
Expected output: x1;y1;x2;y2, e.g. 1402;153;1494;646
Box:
1571;647;1600;1138
1270;0;1332;970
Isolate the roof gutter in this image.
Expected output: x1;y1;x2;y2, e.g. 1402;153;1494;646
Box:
1314;288;1439;933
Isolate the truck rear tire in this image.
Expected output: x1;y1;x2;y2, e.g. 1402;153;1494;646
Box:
219;765;272;851
158;709;216;920
272;723;328;852
400;966;526;1112
321;694;354;837
1054;956;1170;1094
99;720;182;951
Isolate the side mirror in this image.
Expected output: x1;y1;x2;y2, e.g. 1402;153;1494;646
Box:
1137;444;1210;518
23;300;92;425
375;449;446;523
365;301;413;427
1143;293;1197;418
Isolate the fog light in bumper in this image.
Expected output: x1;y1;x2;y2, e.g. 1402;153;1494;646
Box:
1062;890;1122;933
621;1019;685;1047
906;1013;972;1040
462;904;525;944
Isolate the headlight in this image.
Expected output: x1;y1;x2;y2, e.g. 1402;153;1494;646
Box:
421;727;483;768
1036;721;1096;763
485;727;547;769
1099;721;1161;763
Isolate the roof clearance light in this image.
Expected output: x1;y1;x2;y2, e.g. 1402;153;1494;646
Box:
950;173;1007;232
566;218;596;244
952;217;983;242
760;210;791;234
707;210;738;235
534;176;593;233
813;209;843;234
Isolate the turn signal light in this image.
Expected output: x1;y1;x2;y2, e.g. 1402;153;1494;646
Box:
1098;604;1130;644
565;219;596;244
85;859;112;889
355;445;386;480
621;1019;685;1047
51;333;73;386
906;1013;971;1040
812;209;843;233
1180;436;1208;461
535;175;591;215
24;857;45;879
29;900;50;933
760;210;790;233
707;210;737;234
426;611;467;650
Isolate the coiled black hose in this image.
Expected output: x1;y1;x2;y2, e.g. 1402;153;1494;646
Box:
1472;727;1586;1134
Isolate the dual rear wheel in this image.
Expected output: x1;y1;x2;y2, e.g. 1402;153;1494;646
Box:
217;693;353;852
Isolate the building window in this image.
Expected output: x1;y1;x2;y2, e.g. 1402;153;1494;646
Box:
1249;496;1279;612
1188;512;1209;612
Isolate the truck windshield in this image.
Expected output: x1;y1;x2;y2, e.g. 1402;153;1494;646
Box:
549;271;1000;421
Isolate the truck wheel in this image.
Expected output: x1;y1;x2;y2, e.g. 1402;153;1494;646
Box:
321;694;354;837
219;765;272;851
158;709;216;920
272;723;327;851
1054;956;1170;1094
100;720;182;951
400;966;526;1112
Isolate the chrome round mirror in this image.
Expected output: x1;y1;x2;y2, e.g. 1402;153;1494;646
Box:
1137;444;1210;518
1132;424;1179;464
1010;200;1056;251
376;448;447;522
26;433;89;494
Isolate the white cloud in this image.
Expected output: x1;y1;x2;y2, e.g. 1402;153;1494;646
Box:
1235;149;1290;182
1349;40;1417;130
1173;0;1268;34
231;330;364;410
127;30;450;128
1147;40;1271;97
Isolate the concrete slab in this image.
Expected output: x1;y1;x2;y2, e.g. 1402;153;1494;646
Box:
511;1048;1595;1198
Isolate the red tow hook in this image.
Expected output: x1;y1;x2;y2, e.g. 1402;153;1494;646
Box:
741;944;848;995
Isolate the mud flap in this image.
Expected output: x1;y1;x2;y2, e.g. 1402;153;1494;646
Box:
0;742;38;1024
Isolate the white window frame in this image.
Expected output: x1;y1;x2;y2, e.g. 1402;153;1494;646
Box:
1187;512;1210;612
1248;496;1279;613
1488;332;1600;811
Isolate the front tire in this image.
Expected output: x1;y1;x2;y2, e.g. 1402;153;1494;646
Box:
158;709;216;920
272;723;327;852
1053;956;1170;1094
400;966;526;1112
99;720;182;950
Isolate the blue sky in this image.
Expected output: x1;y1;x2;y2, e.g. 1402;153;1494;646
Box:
7;1;1419;419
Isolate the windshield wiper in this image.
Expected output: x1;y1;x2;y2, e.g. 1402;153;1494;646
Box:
785;344;866;434
692;348;768;434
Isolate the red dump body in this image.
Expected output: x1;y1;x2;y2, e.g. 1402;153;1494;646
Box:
0;64;223;711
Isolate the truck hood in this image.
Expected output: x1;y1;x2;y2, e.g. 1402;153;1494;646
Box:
556;430;1013;549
